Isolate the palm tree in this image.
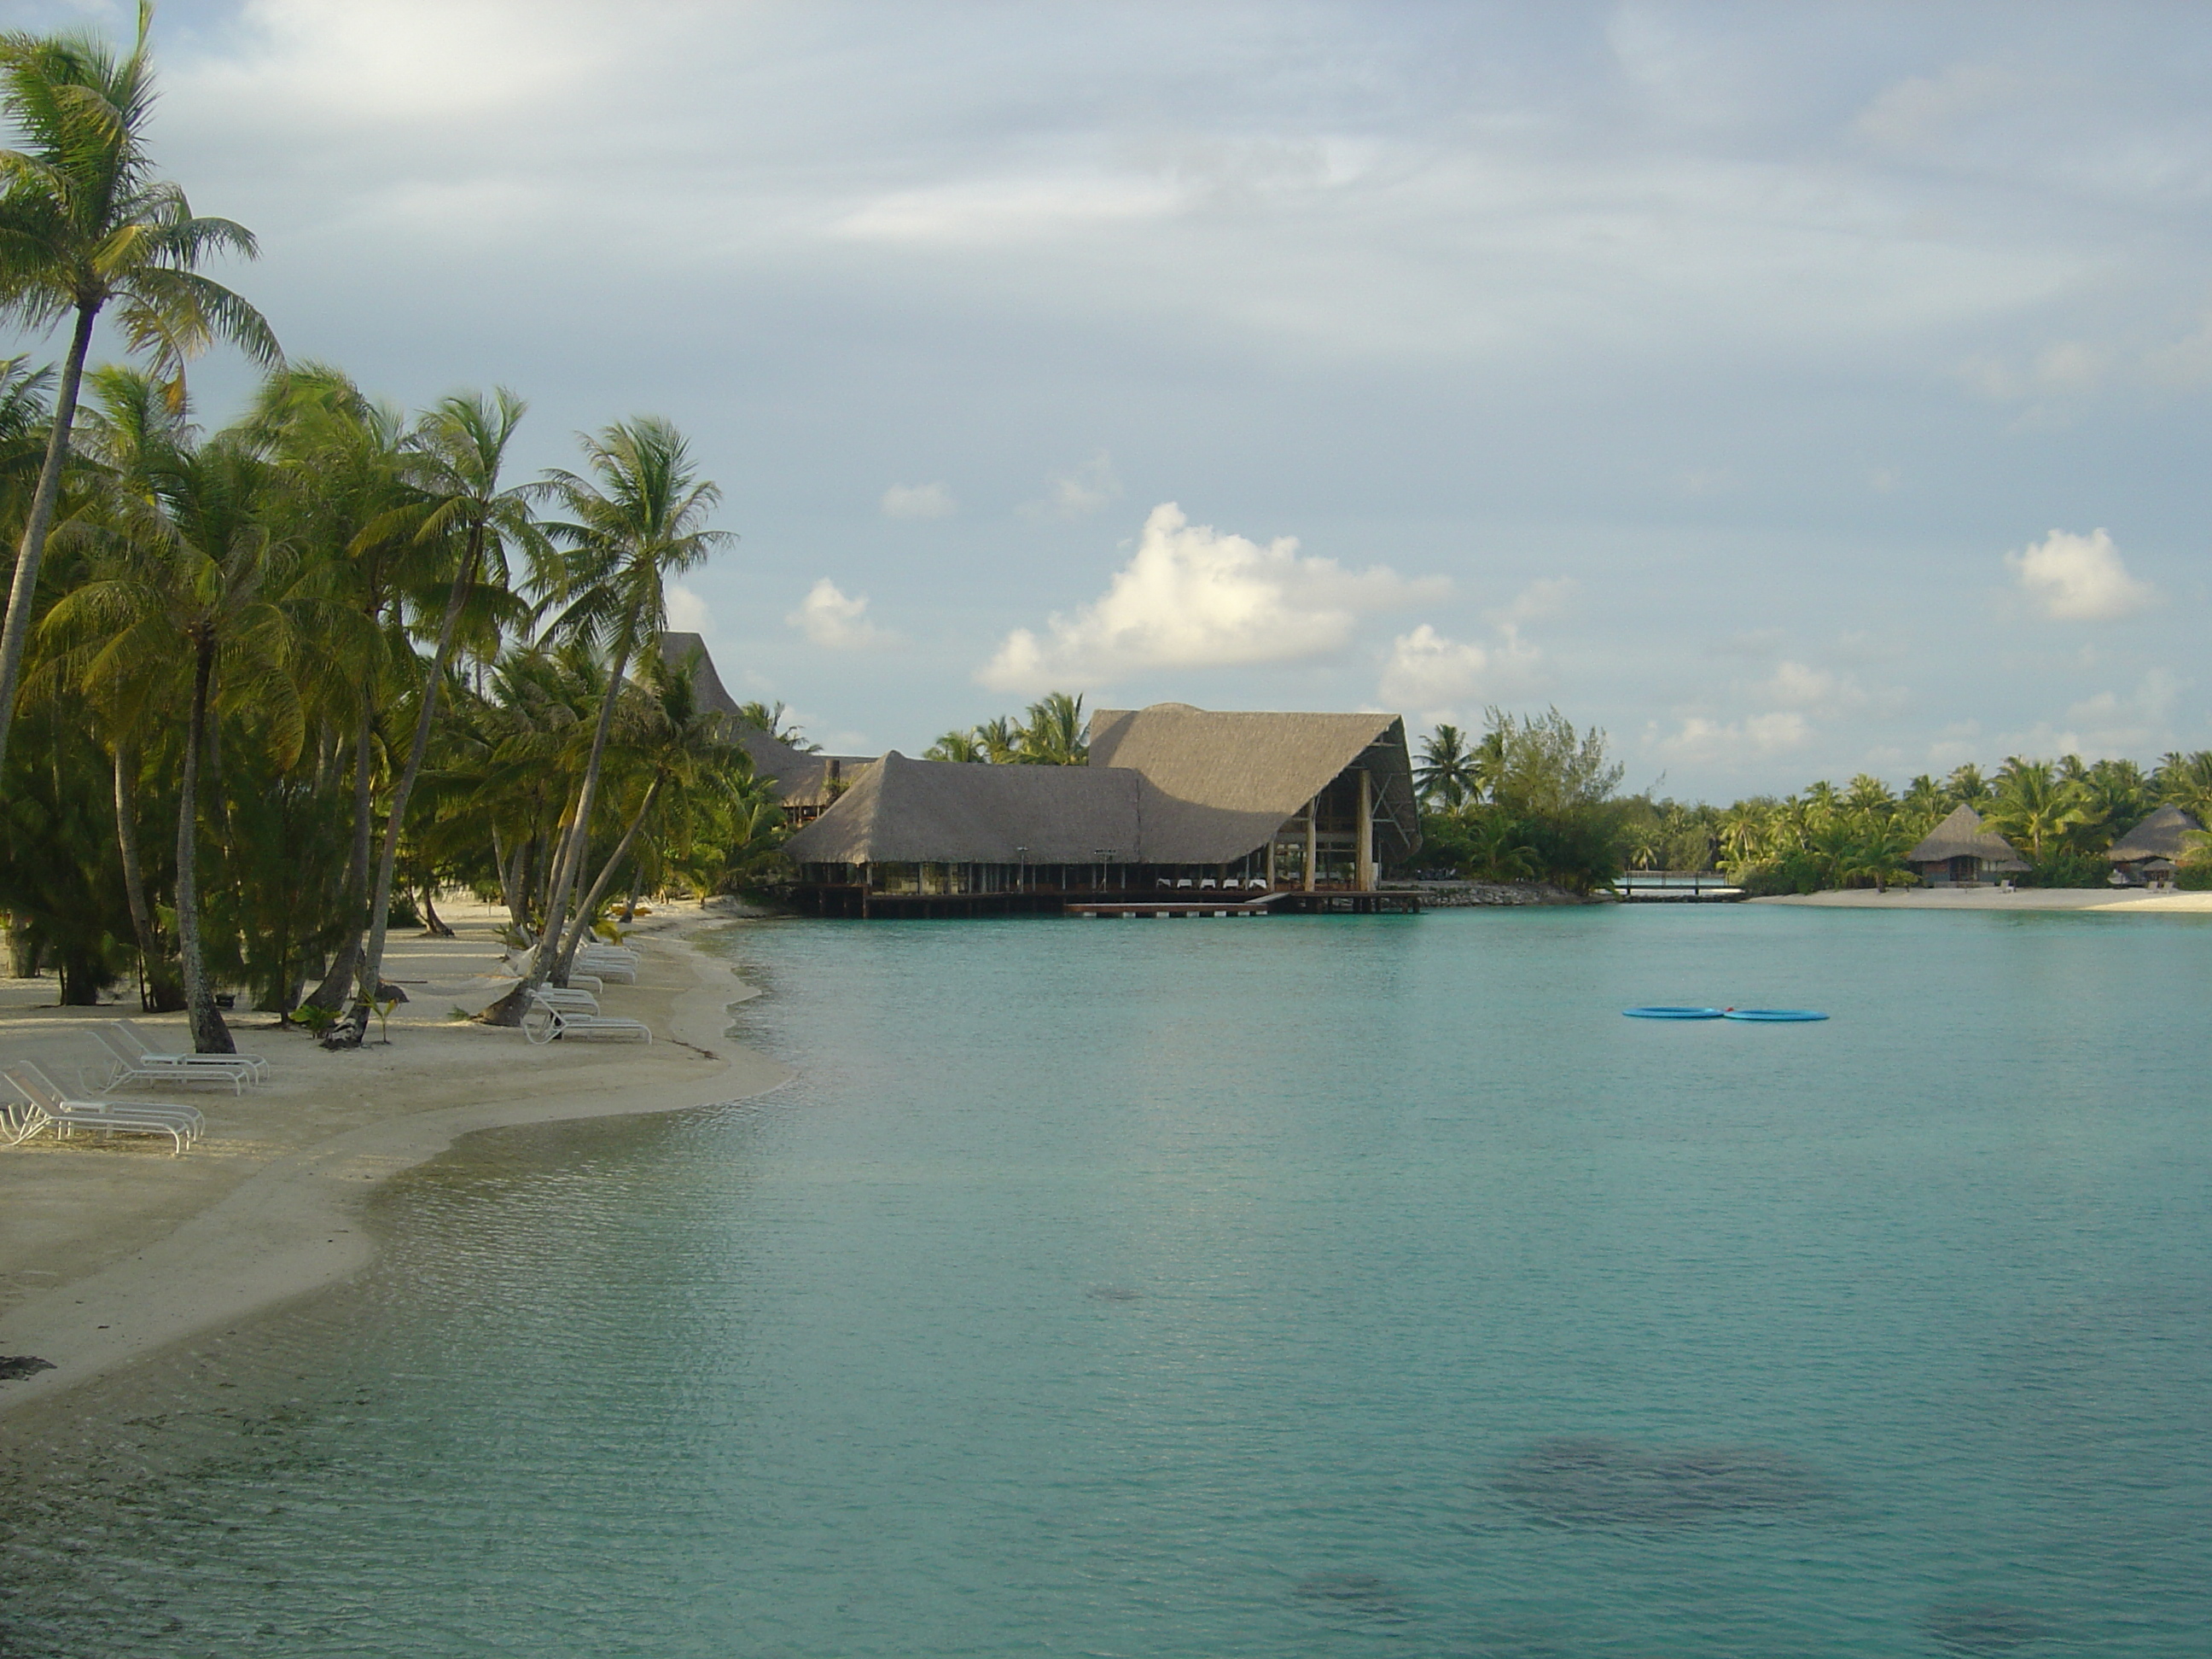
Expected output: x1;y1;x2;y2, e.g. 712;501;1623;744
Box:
44;433;308;1051
347;390;541;1042
1985;758;2085;862
1844;773;1895;816
527;416;730;995
1017;690;1086;764
975;714;1021;765
0;4;278;780
732;698;815;749
1416;722;1479;808
2156;750;2212;824
1945;764;1990;807
925;727;987;762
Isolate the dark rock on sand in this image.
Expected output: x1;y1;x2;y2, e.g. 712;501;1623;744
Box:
0;1355;56;1382
1495;1435;1829;1527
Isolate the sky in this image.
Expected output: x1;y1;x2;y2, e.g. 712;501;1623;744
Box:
5;0;2209;798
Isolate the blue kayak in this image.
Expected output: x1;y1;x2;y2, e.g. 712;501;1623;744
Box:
1621;1006;1725;1020
1722;1009;1828;1022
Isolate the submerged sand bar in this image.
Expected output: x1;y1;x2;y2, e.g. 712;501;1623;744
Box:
0;906;789;1419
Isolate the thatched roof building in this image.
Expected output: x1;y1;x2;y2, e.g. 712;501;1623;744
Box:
2108;804;2203;864
660;632;873;818
783;702;1420;914
1906;805;2028;884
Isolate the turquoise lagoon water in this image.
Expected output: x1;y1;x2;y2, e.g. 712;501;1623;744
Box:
4;904;2212;1656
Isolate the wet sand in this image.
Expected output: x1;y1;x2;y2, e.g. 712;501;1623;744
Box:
0;904;789;1419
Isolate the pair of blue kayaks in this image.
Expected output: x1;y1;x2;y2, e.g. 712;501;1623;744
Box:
1623;1006;1827;1022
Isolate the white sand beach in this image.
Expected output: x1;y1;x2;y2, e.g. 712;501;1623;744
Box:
1755;887;2212;914
0;905;789;1419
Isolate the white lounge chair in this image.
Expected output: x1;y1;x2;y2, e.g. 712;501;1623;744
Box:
532;987;602;1015
521;992;651;1045
113;1020;269;1085
2;1097;51;1148
574;957;636;984
5;1063;204;1155
90;1027;253;1094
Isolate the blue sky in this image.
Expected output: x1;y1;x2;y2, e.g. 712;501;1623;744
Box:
7;1;2209;796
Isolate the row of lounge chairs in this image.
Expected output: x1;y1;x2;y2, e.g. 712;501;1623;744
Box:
1156;876;1272;891
524;943;650;1043
3;1062;207;1155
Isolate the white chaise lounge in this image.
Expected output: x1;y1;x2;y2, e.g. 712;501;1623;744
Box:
91;1026;257;1095
112;1020;269;1085
4;1063;205;1155
521;992;651;1045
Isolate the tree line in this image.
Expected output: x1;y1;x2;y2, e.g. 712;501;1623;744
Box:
0;11;774;1049
1413;712;2212;894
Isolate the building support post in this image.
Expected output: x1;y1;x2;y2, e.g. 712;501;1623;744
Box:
1356;769;1374;892
1303;796;1318;893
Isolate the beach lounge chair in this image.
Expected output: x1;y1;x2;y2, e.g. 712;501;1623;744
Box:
113;1020;269;1085
521;992;651;1046
532;987;602;1015
90;1027;254;1095
574;953;637;984
4;1063;204;1155
2;1096;51;1148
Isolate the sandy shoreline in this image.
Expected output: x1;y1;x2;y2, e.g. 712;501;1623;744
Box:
1754;887;2212;914
0;907;791;1421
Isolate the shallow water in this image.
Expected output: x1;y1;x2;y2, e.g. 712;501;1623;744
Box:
4;905;2211;1656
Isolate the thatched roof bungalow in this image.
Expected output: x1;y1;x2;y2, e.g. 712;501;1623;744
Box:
660;632;875;822
783;703;1419;916
2107;804;2203;888
1906;805;2028;886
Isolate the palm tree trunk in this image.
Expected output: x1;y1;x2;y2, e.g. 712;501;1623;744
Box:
487;631;633;1024
619;862;647;923
178;637;236;1055
306;701;375;1012
114;740;183;1011
0;302;99;782
351;521;484;1039
557;772;663;968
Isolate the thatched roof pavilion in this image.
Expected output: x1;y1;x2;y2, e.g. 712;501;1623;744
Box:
2108;804;2203;864
783;703;1419;915
660;632;874;819
1906;805;2028;884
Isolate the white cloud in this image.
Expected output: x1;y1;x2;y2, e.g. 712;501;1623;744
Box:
1488;576;1579;626
881;481;957;519
1378;619;1541;719
1655;711;1813;763
980;502;1445;691
1854;63;2021;152
2005;527;2154;620
1021;451;1122;521
787;579;894;650
2005;668;2183;755
664;582;713;633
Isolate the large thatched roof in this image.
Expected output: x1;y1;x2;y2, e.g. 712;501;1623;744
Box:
2109;803;2204;862
785;701;1422;867
659;632;874;808
1906;804;2027;869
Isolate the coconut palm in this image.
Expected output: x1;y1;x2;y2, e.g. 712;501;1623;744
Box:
346;390;541;1041
1416;722;1479;807
1985;758;2085;862
0;4;278;780
44;434;310;1051
1018;690;1086;765
526;416;731;994
925;728;987;763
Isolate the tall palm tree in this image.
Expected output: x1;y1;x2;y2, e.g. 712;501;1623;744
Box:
1986;758;2085;862
526;416;730;996
44;434;308;1051
1416;723;1478;808
346;390;541;1041
0;3;277;780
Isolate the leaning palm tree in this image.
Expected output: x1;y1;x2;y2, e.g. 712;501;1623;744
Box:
521;416;731;999
0;3;278;780
344;390;542;1043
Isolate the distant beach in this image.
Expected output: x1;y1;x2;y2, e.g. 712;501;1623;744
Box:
0;905;789;1420
1755;888;2212;914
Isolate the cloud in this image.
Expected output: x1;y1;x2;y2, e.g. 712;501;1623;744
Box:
1021;451;1121;521
2005;527;2154;620
881;481;957;519
980;502;1445;691
2005;668;2183;755
787;579;895;649
664;582;713;634
1655;711;1813;763
1488;576;1579;626
1378;618;1541;719
1854;62;2021;152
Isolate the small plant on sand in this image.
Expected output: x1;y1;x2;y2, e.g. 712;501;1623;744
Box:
292;1002;340;1036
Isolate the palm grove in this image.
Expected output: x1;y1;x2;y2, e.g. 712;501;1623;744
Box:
0;13;777;1050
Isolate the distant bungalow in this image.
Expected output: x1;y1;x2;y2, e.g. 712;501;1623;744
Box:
2106;804;2203;889
782;702;1421;917
1906;805;2029;887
